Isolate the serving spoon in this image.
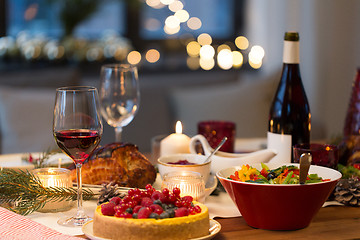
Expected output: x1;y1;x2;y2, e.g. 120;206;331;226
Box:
299;153;312;184
203;137;227;164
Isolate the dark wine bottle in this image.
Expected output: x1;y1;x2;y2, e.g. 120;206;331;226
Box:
267;32;311;163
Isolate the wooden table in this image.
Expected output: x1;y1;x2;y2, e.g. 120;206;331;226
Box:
212;206;360;239
80;206;359;239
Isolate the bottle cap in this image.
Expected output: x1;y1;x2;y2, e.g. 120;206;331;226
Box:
284;32;299;41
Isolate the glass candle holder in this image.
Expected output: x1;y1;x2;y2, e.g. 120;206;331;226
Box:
161;171;205;203
198;120;236;153
32;168;74;212
293;143;339;169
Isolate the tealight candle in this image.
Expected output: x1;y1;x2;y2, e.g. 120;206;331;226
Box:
32;168;73;212
160;121;191;157
161;171;205;202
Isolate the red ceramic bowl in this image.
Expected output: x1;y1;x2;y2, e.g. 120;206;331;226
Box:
216;163;342;230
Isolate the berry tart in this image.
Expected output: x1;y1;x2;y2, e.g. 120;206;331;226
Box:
93;184;209;240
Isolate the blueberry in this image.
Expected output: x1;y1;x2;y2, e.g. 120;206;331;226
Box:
160;212;170;219
132;213;138;219
166;209;175;218
125;208;133;214
153;199;162;205
149;212;160;219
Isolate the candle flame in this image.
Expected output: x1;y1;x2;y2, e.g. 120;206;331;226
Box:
175;121;183;134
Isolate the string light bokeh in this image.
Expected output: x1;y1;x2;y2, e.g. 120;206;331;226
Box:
0;0;265;71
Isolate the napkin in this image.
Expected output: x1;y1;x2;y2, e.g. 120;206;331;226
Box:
0;207;83;240
205;192;241;219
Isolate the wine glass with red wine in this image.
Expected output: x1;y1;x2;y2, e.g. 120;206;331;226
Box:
53;86;103;227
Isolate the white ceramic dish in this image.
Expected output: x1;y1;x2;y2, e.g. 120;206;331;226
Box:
158;153;211;183
82;219;221;240
189;135;277;174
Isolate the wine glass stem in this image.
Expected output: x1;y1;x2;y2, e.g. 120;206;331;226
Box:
75;163;85;216
115;126;123;142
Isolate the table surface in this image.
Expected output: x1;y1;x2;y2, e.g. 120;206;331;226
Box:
80;205;360;239
212;206;360;240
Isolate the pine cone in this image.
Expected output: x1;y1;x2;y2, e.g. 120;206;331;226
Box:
334;178;360;206
97;182;126;205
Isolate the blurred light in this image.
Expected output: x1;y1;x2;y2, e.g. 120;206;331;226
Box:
56;46;65;59
251;45;265;59
249;59;262;69
197;33;212;46
114;48;127;61
160;0;174;5
217;44;231;53
174;10;189;23
248;51;261;64
217;49;233;70
165;15;180;29
164;25;180;35
127;51;141;65
22;45;33;60
248;45;265;68
146;0;165;9
169;1;183;12
186;41;201;57
187;17;202;30
186;56;200;70
199;58;215;70
0;36;15;56
144;18;161;31
145;49;160;63
86;48;103;61
199;45;215;60
104;45;117;58
24;4;38;21
235;36;249;50
232;51;243;68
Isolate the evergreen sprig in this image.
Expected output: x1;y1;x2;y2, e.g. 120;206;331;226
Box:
0;169;94;215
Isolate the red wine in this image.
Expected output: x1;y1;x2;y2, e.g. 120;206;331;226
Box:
55;129;101;164
267;32;311;163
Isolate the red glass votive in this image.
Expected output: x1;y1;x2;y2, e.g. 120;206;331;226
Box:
198;121;236;153
293;143;339;169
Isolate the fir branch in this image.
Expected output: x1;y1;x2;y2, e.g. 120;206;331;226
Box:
0;169;94;215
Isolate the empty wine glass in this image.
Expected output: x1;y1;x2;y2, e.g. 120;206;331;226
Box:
53;86;103;227
99;64;140;142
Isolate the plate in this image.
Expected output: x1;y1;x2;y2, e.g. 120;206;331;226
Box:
82;219;221;240
0;152;72;170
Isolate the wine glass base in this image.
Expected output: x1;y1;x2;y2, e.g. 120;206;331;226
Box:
57;215;92;227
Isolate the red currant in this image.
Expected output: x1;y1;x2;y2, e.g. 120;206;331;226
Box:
162;188;170;196
194;205;202;213
173;187;181;196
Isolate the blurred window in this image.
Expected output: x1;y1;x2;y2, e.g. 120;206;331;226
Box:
6;0;125;39
4;0;239;42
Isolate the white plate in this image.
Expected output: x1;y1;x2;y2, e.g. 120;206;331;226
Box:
82;219;221;240
0;152;72;170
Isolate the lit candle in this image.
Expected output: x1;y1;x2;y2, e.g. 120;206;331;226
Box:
160;121;191;157
161;171;205;202
32;168;73;212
